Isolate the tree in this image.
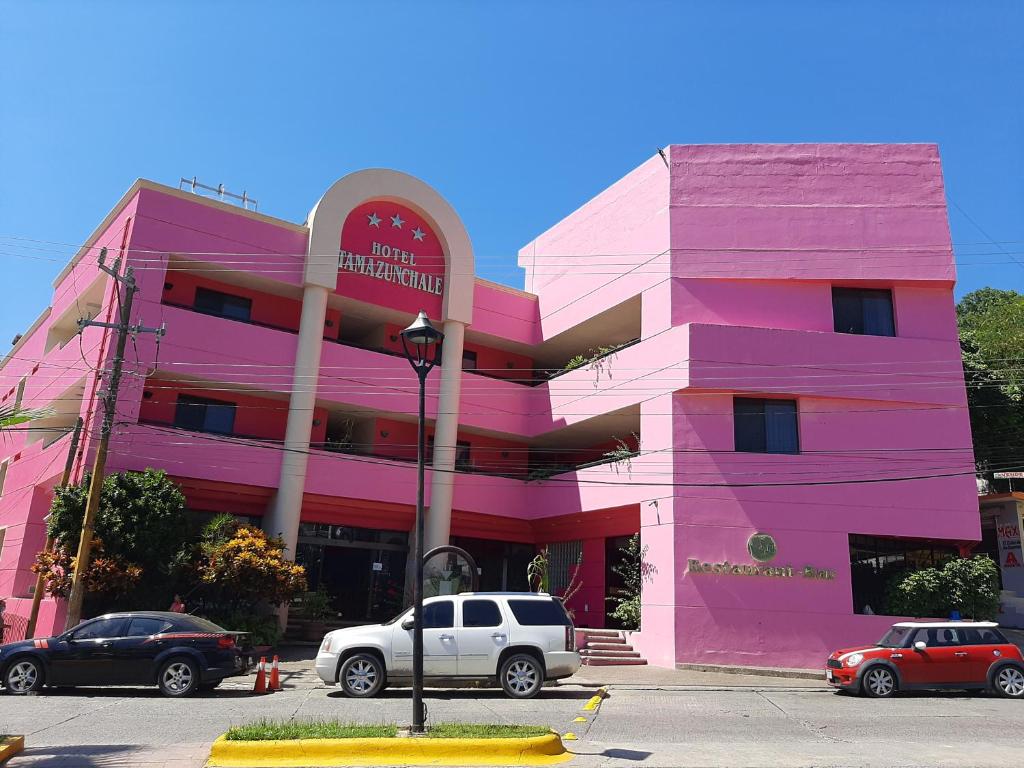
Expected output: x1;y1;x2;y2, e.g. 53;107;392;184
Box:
36;469;189;611
956;288;1024;484
606;534;649;629
194;514;307;610
886;555;1001;620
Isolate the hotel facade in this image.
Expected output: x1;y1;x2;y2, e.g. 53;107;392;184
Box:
0;144;980;668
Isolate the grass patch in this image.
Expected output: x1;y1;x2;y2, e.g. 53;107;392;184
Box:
427;723;552;739
226;721;398;741
224;720;551;741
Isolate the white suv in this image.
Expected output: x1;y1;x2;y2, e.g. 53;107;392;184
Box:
315;592;581;698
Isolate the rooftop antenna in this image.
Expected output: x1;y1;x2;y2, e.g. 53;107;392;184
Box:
179;176;258;211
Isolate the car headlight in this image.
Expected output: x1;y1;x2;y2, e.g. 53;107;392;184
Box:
845;653;864;667
320;636;333;653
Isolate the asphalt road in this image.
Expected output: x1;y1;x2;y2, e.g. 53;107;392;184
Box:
1;668;1022;767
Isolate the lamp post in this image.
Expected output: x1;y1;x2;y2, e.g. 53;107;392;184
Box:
400;310;444;734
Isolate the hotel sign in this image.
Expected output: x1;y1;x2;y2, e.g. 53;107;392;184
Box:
687;533;836;581
339;242;444;296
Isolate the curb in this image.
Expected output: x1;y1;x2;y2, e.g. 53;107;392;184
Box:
676;663;823;680
0;735;25;762
206;732;570;767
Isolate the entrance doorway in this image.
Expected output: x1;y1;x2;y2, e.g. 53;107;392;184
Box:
295;522;408;623
450;536;535;592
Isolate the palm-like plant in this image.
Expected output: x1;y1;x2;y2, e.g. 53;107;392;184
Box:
0;403;53;431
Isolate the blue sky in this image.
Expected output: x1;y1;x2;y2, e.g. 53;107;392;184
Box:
1;1;1021;346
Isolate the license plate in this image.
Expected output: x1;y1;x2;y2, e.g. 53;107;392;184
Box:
826;669;834;682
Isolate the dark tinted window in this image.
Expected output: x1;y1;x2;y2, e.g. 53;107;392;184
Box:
125;617;170;637
734;398;798;454
461;350;478;371
916;628;963;647
507;599;571;626
424;601;454;629
462;600;502;628
194;287;252;322
832;288;895;336
963;627;1009;645
72;617;124;640
174;395;237;435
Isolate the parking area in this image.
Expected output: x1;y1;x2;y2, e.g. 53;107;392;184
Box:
3;654;1024;768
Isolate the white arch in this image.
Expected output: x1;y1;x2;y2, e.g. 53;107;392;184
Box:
305;168;475;324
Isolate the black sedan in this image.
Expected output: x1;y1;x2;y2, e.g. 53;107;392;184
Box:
0;611;251;697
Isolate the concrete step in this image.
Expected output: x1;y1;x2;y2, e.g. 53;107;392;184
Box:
578;628;623;638
582;657;648;666
584;641;631;651
581;648;641;658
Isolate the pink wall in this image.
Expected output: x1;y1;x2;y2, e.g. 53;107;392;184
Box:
1;149;980;662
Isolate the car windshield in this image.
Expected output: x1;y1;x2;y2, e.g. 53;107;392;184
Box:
878;626;912;648
382;609;409;626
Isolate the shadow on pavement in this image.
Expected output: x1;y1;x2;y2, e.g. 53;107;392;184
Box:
11;744;138;766
25;687;257;699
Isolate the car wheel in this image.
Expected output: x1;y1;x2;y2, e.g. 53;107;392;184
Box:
339;653;385;698
992;665;1024;698
500;653;543;699
158;658;199;697
861;666;897;698
4;657;44;695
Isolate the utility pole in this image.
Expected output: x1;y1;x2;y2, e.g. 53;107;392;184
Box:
64;248;164;630
26;416;83;638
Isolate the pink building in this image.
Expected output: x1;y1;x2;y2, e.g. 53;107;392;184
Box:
0;145;979;668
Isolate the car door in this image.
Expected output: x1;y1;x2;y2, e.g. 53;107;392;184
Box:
112;616;174;684
456;598;508;676
960;627;1005;683
47;617;127;685
900;628;966;685
390;599;458;677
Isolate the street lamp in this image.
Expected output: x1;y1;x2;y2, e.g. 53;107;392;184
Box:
400;310;444;734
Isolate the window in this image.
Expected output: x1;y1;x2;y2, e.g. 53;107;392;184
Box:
194;287;253;322
0;460;8;497
964;627;1008;645
461;350;478;371
125;617;170;637
547;541;582;594
174;395;237;435
734;398;798;454
455;441;471;469
507;599;571;627
462;599;502;628
72;617;124;640
832;288;895;337
423;600;454;629
849;534;960;615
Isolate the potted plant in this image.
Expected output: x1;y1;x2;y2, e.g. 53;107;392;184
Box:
299;586;334;641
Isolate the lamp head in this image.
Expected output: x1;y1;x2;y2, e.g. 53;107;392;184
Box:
400;311;444;372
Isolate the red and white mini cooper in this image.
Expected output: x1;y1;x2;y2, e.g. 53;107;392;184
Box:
827;621;1024;698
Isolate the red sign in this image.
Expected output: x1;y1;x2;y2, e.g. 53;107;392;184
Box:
337;201;445;316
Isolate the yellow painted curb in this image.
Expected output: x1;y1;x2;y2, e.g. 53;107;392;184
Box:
572;717;587;723
581;686;609;712
562;733;577;741
0;735;25;762
206;732;571;767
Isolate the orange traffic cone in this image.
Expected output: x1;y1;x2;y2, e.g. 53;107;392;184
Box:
253;656;267;694
269;656;282;692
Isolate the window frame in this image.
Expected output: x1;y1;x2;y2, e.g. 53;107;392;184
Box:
70;617;126;641
124;617;172;637
831;287;896;337
173;394;238;435
733;397;800;455
193;287;253;323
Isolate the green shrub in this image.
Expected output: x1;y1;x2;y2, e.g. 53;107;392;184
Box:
886;555;1001;620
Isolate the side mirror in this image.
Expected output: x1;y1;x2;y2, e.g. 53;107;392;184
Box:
914;641;927;651
401;618;414;631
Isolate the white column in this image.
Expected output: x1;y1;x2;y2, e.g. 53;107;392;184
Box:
425;319;466;551
266;283;329;557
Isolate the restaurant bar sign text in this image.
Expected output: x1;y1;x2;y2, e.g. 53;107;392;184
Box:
686;533;835;581
339;241;444;295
